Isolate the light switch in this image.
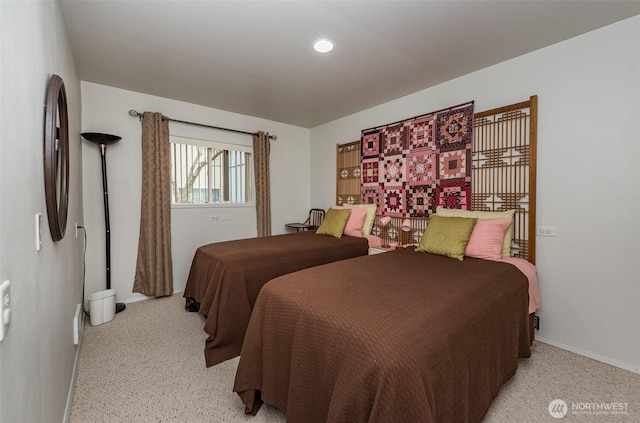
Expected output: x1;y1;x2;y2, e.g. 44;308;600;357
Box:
36;213;42;251
0;280;11;342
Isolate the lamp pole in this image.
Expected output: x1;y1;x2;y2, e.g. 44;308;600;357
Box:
81;133;126;314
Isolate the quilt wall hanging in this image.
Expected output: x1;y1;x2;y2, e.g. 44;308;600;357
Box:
360;102;474;218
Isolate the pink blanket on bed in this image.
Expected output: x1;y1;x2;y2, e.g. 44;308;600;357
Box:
502;257;540;313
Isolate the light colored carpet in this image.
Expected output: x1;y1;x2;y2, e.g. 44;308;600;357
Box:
70;294;639;422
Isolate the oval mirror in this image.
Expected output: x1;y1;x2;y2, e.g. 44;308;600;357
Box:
43;74;69;241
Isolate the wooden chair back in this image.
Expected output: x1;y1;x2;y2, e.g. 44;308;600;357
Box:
306;209;325;230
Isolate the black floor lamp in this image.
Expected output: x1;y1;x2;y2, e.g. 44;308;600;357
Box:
81;132;125;314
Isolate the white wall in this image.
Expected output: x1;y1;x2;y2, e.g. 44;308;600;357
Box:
310;16;640;373
0;1;84;422
81;83;310;304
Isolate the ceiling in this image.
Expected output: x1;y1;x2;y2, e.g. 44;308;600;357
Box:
61;1;640;128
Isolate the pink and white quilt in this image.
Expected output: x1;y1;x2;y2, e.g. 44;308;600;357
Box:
361;103;474;218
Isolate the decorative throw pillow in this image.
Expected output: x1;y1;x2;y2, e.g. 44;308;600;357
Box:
341;204;377;236
332;206;367;237
464;217;512;261
416;215;477;261
316;208;351;238
435;206;515;257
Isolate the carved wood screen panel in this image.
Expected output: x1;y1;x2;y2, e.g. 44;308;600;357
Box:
347;97;538;264
336;140;362;206
473;96;537;264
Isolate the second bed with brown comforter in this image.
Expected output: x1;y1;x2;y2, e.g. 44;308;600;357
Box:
234;248;532;423
184;230;369;367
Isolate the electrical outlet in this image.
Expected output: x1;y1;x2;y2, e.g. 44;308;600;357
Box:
533;315;540;330
536;226;556;237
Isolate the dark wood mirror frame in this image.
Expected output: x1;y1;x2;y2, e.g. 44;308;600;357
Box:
44;74;69;242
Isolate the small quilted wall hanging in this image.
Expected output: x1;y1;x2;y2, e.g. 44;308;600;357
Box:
361;102;474;218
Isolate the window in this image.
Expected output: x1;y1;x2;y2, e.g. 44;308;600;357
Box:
170;136;253;205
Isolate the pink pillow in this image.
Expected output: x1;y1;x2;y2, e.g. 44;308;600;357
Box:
465;217;512;261
332;206;367;237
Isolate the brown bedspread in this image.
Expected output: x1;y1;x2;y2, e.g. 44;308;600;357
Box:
183;231;369;367
234;248;531;423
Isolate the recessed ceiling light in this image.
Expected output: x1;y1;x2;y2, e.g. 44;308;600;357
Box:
313;39;334;53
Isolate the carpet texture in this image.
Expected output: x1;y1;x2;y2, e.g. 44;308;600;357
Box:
70;294;639;422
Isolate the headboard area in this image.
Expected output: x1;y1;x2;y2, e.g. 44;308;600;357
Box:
336;96;537;264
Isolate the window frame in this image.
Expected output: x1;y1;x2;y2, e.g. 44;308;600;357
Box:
169;135;254;209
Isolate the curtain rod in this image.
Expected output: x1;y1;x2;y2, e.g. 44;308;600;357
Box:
361;100;474;133
128;110;277;140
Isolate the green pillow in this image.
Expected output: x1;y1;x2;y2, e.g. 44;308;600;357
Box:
435;206;515;257
416;215;477;260
316;208;351;238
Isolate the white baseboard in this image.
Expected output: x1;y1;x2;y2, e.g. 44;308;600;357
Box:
62;318;84;423
536;336;640;375
121;289;184;305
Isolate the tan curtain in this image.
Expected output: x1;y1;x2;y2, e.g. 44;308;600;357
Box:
253;131;271;237
133;112;173;297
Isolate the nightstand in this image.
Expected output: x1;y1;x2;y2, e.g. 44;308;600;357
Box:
368;245;397;255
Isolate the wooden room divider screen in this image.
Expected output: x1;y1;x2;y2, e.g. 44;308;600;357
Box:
336;140;362;206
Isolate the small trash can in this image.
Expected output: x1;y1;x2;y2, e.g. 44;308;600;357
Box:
88;289;116;326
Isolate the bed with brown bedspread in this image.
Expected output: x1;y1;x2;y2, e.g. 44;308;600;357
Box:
183;230;369;367
234;248;531;423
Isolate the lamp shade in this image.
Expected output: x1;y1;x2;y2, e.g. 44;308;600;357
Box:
401;219;411;232
380;216;392;227
81;132;121;145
